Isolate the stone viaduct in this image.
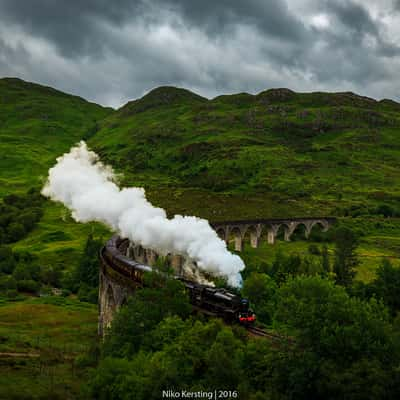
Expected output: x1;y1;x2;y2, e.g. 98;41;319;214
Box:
98;237;188;335
98;265;133;336
98;217;335;335
211;217;335;251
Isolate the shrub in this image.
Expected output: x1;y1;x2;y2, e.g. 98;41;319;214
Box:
78;284;98;304
375;204;397;217
17;279;40;294
6;289;19;299
0;275;17;291
308;244;321;255
6;222;26;243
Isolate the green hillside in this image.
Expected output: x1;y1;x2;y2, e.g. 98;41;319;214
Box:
0;78;114;399
0;78;112;266
88;86;400;282
0;77;112;195
90;86;400;219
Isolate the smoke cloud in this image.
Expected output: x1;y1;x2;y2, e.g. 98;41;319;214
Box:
42;141;245;287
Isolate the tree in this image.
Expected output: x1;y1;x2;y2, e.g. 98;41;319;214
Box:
75;234;103;288
271;276;399;398
12;259;41;283
299;256;323;276
0;245;16;274
103;277;191;358
204;328;243;389
12;264;32;281
270;251;302;284
40;264;62;287
6;222;25;243
321;244;330;274
375;204;396;217
86;356;149;400
308;243;321;255
16;279;40;294
333;227;359;287
88;319;235;400
17;211;39;231
317;358;396;400
274;276;393;364
372;259;400;315
77;283;98;304
242;272;277;324
0;275;17;291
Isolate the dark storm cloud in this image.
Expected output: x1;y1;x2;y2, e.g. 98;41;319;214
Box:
0;0;148;57
0;0;308;57
162;0;308;41
322;0;400;57
0;0;399;106
325;0;379;36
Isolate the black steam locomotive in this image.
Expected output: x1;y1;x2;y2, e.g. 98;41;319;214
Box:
101;236;256;325
178;278;255;324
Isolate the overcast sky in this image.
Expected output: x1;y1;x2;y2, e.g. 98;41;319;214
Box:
1;0;400;108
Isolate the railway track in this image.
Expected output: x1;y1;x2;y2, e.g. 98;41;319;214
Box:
246;326;281;340
191;305;287;342
246;326;296;346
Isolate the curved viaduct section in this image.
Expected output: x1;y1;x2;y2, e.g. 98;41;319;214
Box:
98;237;135;336
98;217;335;335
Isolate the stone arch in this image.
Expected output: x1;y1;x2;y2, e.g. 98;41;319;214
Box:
243;224;262;248
127;242;136;258
120;295;129;308
135;245;146;263
146;249;158;266
216;227;227;242
308;220;329;240
261;223;279;245
170;254;183;274
311;220;329;232
290;222;308;241
229;226;245;251
274;224;289;241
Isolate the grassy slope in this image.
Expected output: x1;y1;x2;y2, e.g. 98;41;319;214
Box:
0;297;97;399
0;77;113;264
90;86;400;279
90;87;400;218
0;77;112;399
0;77;112;194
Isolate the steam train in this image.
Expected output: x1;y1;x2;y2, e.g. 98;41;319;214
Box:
179;278;255;323
101;236;256;325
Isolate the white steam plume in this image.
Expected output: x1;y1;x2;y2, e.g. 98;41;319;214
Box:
41;141;245;287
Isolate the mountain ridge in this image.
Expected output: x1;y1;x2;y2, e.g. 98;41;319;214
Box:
1;76;399;221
